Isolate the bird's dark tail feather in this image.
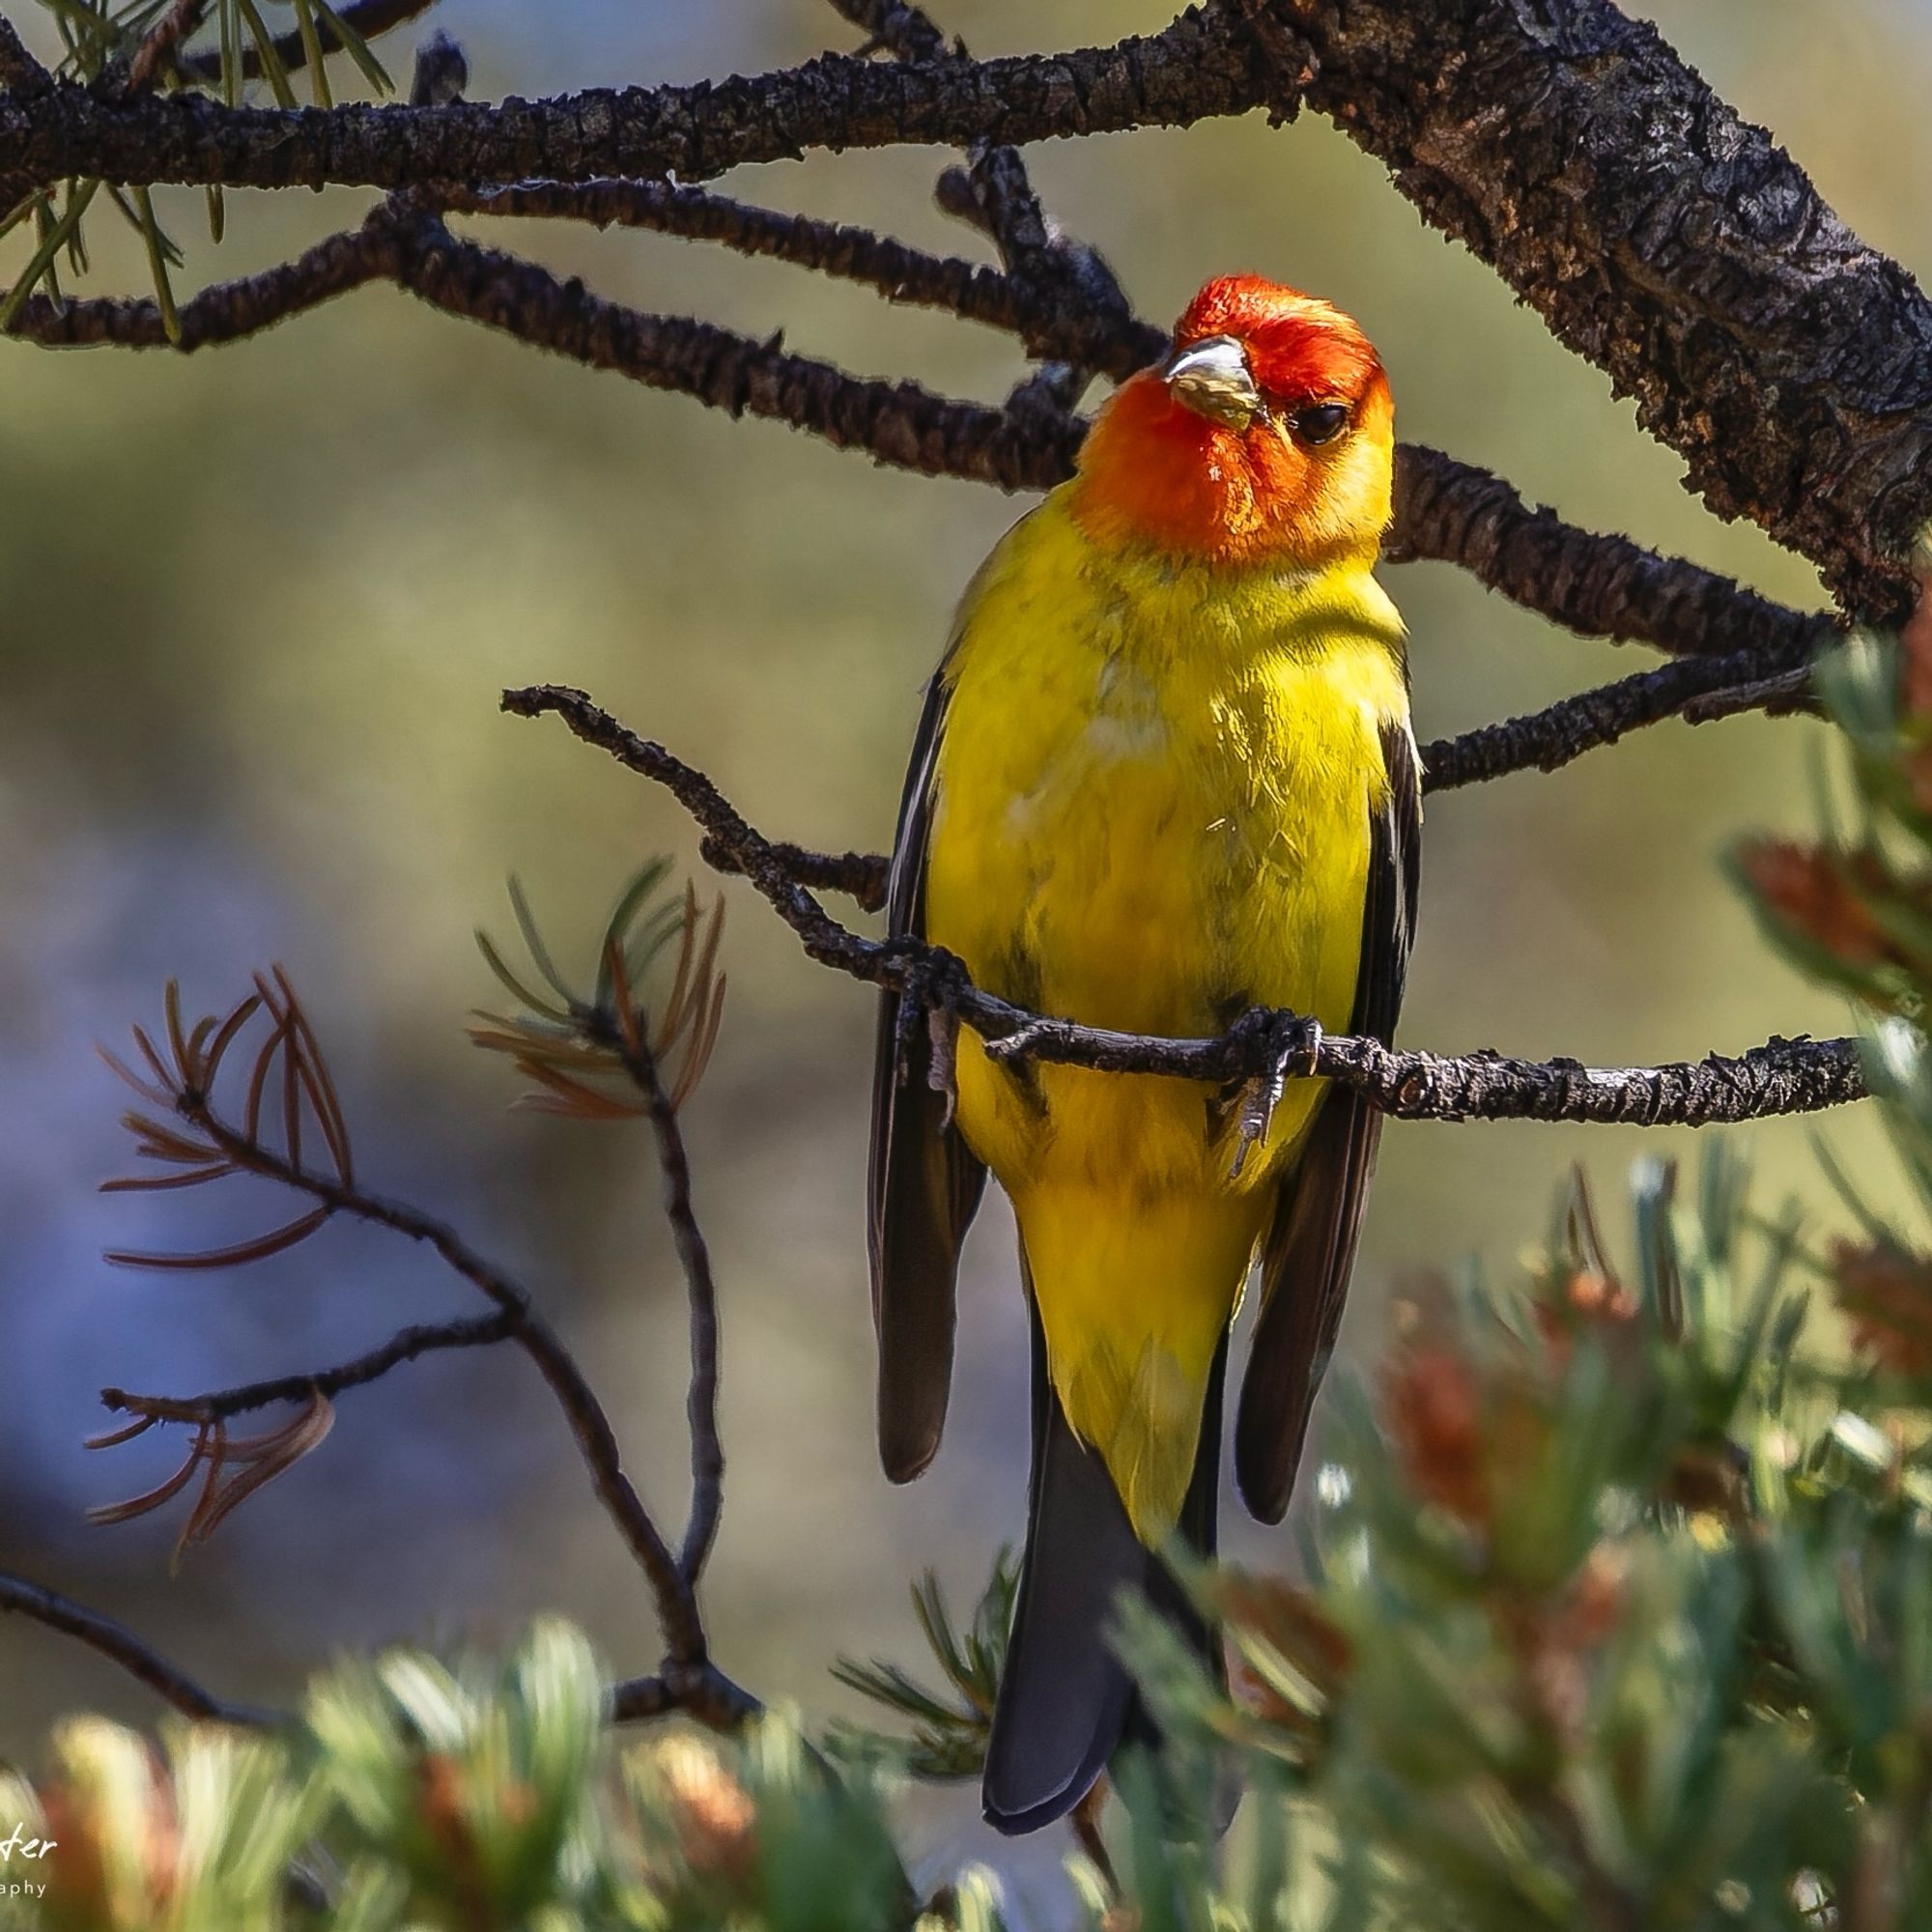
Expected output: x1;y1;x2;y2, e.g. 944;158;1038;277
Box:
981;1296;1226;1835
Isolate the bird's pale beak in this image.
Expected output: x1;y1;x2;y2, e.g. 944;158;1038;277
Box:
1162;334;1263;430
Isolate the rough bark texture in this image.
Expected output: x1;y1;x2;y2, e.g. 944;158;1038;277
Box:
1281;0;1932;616
0;13;1274;198
7;0;1927;612
1392;447;1836;662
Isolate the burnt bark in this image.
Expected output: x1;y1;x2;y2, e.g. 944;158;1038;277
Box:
1279;0;1932;616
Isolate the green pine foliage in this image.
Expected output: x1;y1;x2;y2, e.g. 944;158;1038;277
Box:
12;630;1932;1926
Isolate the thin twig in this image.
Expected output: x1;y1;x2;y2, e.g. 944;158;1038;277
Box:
607;1017;725;1587
503;684;1867;1126
99;1311;519;1424
0;1569;281;1725
610;1661;760;1728
167;1089;711;1661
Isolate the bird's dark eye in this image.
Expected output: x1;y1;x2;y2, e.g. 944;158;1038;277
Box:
1291;403;1350;445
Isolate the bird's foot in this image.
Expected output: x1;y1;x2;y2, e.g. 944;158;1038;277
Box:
1226;1008;1322;1179
884;940;974;1132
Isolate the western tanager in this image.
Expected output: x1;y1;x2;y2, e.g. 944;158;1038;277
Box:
868;274;1418;1832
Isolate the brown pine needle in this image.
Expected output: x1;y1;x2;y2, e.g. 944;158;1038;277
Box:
87;1423;211;1526
243;1015;290;1144
104;1206;331;1271
120;1113;218;1163
84;1414;158;1451
656;881;702;1052
97;1043;176;1109
100;1163;236;1193
131;1024;176;1094
162;979;189;1079
273;968;353;1179
201;993;263;1089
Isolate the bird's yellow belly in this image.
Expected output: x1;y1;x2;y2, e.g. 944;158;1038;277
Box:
913;495;1406;1537
927;657;1377;1194
923;629;1393;1534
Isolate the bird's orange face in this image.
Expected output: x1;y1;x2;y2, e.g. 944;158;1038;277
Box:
1071;274;1394;568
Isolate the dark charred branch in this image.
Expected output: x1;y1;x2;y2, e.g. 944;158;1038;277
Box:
1392;447;1836;664
433;176;1165;379
503;683;1865;1126
1418;643;1816;792
2;206;1825;668
0;14;48;97
384;210;1083;490
4;220;392;347
1276;0;1932;616
0;13;1276;199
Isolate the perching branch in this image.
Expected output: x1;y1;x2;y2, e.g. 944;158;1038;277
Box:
503;684;1866;1127
0;1569;280;1726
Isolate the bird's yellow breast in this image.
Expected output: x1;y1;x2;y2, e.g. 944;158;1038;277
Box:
922;493;1408;1535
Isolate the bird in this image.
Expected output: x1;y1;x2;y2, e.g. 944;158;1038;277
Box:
867;273;1419;1833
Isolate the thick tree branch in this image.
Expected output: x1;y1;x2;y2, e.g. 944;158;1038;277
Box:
502;684;1865;1126
0;13;1273;198
1275;0;1932;615
0;1570;280;1725
5;0;1926;611
1391;448;1835;664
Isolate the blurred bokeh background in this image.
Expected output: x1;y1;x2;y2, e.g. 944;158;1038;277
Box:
0;0;1923;1902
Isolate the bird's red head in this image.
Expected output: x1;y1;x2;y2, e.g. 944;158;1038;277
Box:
1072;274;1394;567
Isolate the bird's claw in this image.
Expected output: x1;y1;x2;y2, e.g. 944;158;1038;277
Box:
1228;1009;1322;1179
888;941;973;1131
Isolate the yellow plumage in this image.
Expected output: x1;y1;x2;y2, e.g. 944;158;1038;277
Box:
923;492;1408;1539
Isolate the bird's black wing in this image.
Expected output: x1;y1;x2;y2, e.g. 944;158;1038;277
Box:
867;668;988;1482
1235;717;1421;1522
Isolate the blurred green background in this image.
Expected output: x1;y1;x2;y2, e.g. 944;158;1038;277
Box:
0;0;1921;1901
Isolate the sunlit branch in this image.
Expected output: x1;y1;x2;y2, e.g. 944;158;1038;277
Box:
505;683;1866;1127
